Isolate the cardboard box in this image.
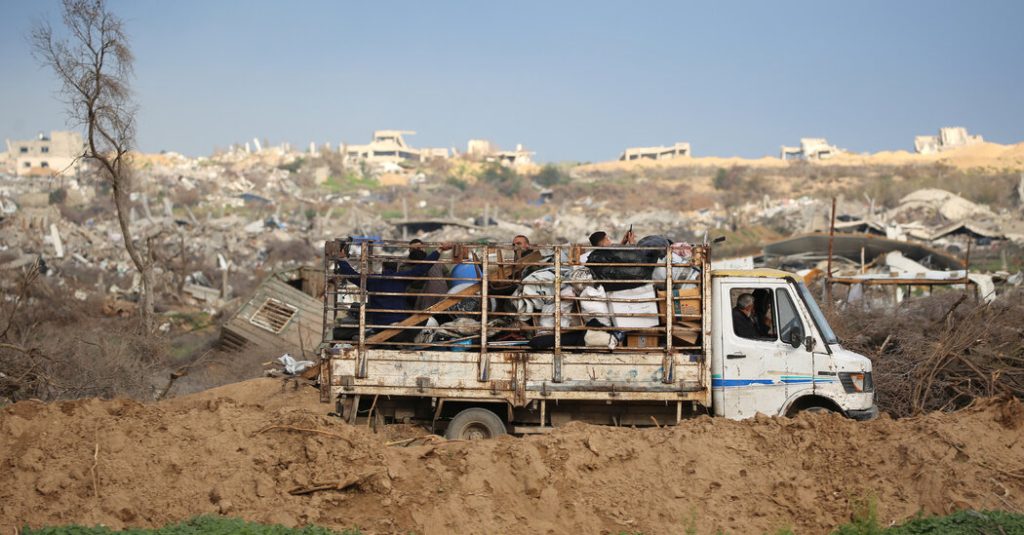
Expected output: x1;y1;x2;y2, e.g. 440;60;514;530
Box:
608;284;659;328
656;287;701;324
626;334;660;348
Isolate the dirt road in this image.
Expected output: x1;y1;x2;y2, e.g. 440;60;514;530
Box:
2;378;1022;534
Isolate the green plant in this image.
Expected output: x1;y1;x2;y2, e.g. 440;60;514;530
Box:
445;175;468;191
712;167;745;190
683;508;698;535
477;163;524;196
533;164;567;187
322;172;378;193
48;188;67;205
885;510;1024;534
277;157;305;173
833;495;884;535
829;509;1024;534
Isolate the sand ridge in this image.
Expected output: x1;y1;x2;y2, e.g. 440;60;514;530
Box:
2;378;1023;534
577;141;1024;174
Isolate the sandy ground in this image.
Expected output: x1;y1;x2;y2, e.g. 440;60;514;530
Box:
2;378;1023;534
578;141;1024;173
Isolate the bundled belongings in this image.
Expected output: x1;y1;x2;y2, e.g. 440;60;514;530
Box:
585;243;654;292
585;235;686;291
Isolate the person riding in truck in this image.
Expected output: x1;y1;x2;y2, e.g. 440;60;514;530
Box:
335;242;453;342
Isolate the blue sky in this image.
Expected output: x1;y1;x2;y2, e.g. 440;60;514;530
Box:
1;0;1022;161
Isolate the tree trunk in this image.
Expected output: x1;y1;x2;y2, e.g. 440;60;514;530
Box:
140;265;155;332
112;182;154;332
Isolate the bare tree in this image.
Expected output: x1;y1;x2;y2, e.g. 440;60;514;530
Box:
32;0;156;331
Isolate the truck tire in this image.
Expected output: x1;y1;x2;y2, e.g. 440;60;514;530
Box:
445;407;507;440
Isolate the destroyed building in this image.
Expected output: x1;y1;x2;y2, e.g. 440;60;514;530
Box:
466;139;534;167
342;130;449;165
618;142;691;161
4;130;84;177
780;138;841;160
914;127;984;154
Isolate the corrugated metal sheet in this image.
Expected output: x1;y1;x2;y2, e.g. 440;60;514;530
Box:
220;269;323;359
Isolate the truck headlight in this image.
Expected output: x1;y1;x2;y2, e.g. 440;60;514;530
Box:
839;372;873;393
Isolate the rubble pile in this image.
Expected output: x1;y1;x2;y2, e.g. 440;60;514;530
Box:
2;143;1022;382
0;146;401;320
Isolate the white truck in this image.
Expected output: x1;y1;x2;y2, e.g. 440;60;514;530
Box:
317;239;876;439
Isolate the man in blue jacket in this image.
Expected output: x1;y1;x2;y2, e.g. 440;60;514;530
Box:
334;242;453;341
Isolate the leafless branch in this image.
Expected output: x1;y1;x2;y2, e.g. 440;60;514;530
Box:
32;0;155;331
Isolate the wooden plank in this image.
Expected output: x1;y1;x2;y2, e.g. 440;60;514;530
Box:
366;283;482;343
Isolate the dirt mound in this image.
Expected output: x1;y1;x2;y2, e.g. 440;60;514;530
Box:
3;379;1024;534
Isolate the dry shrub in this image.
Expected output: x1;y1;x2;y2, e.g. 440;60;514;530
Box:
263;238;317;266
832;290;1024;417
170;187;201;207
0;266;167;402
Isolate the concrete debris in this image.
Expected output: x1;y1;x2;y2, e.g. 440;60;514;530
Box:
619;142;691;161
466;140;535;167
762;233;964;272
914;127;984;154
780;138;842;160
48;223;63;258
895;188;995;221
2;131;1019;355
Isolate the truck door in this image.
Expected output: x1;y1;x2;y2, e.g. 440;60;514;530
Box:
717;282;790;419
774;286;815;408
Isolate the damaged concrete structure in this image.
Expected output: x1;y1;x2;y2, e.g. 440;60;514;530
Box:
619;142;691;162
914;127;984;154
5;131;84;177
466;139;534;167
780;138;841;161
763;233;965;272
342;130;449;165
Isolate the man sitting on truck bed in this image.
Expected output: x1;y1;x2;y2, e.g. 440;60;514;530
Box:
580;229;637;263
335;242;453;341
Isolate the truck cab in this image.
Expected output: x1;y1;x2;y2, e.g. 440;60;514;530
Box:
711;269;876;420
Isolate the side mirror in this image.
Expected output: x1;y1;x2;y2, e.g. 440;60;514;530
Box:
787;327;803;349
804;336;816;352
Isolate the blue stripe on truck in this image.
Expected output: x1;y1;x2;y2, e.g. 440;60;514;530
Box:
711;378;837;387
712;378;775;387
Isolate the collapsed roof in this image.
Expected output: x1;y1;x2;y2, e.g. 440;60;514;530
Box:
762;232;965;271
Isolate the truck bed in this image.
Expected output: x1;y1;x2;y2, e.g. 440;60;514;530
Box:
318;239;714;427
325;347;709;406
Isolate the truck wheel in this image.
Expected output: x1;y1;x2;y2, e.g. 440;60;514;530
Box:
801;406;833;415
445;408;507;440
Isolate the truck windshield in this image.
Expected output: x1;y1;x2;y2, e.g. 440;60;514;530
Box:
795;282;839;345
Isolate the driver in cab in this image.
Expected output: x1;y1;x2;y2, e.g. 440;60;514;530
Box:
733;293;768;339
